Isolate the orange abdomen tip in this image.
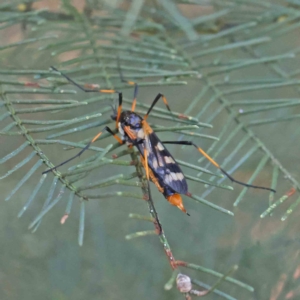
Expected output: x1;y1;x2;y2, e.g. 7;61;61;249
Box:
167;194;187;214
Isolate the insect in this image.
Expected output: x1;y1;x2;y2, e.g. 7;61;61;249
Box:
43;66;276;215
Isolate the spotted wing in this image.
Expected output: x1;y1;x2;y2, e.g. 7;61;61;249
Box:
137;131;188;194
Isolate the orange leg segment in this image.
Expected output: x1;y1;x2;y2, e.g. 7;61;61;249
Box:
162;140;276;193
43;126;123;174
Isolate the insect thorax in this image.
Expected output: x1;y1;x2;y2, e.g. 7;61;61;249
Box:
120;111;143;127
118;111;144;142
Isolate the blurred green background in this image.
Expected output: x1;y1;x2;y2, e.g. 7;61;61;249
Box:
1;1;300;299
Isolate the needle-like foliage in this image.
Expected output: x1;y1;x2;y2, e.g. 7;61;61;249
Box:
1;0;300;299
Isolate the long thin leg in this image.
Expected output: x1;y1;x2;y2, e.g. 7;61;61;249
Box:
117;60;179;119
50;66;122;128
140;155;163;234
43;126;123;174
162;140;276;193
144;93;173;120
143;148;150;180
116;57;138;112
116;59;178;118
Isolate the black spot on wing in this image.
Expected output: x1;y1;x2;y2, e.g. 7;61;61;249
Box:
134;131;188;194
147;132;188;194
174;179;188;195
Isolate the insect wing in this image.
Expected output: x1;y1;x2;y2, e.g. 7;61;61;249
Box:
139;131;188;194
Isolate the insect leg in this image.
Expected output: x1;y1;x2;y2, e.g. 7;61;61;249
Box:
140;156;163;234
43;126;123;174
143;148;150;180
50;66;122;128
162;140;276;193
144;93;172;120
50;66;121;94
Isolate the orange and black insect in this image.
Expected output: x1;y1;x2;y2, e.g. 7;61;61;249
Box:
43;66;276;215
